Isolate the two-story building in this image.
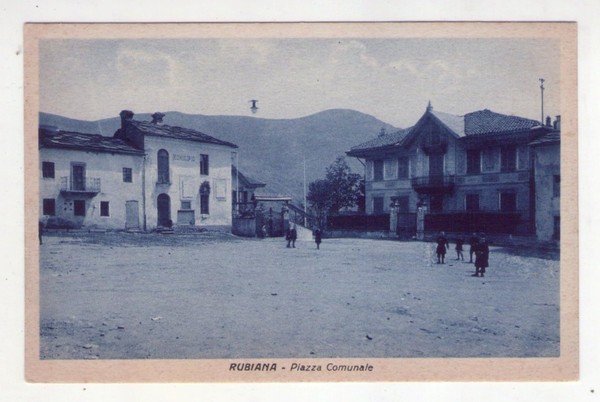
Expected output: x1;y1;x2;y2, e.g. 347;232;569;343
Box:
39;110;239;231
347;103;559;236
39;126;146;230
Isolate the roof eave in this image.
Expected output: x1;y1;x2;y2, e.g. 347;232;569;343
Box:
40;142;145;156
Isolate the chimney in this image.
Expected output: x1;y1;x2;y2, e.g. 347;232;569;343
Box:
378;127;386;137
151;112;165;124
545;116;552;127
553;115;561;131
120;110;134;131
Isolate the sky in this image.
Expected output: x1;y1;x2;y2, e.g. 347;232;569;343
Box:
39;37;560;129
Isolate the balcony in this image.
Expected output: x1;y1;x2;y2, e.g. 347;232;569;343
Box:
411;175;455;194
60;177;101;194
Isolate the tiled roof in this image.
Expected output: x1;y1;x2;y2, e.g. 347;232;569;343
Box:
431;110;466;136
232;166;266;188
348;107;542;154
464;109;540;136
40;128;144;155
529;131;560;145
129;120;238;148
349;127;411;152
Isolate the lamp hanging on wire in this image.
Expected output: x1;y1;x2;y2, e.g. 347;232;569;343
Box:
249;100;259;114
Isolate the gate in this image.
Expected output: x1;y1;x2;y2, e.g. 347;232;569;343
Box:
396;212;416;236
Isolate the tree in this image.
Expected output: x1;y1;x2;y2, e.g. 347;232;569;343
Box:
307;179;333;225
307;156;362;218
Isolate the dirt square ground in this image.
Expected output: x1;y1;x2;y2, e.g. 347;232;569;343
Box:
38;231;559;359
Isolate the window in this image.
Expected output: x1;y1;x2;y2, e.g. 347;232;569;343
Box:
100;201;109;217
500;192;516;212
384;159;396;180
501;146;517;172
553;175;560;198
43;198;55;216
73;200;86;216
42;162;55;178
123;167;132;183
553;216;560;240
397;156;409;179
373;197;384;214
157;149;170;184
200;154;209;176
465;194;479;211
482;149;496;172
373;160;384;181
466;150;481;174
181;200;192;210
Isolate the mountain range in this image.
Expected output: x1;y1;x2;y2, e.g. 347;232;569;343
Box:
39;109;400;204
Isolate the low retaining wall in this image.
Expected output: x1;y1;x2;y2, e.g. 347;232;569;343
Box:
325;229;392;239
232;218;256;237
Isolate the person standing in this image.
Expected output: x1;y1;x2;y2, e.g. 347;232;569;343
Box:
468;233;479;263
472;234;490;277
435;231;449;264
455;237;464;261
260;224;267;239
314;227;322;250
286;223;297;248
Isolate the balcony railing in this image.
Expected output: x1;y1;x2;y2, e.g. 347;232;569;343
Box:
411;175;455;194
60;177;101;194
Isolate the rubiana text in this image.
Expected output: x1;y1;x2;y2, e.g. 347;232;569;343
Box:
229;363;277;371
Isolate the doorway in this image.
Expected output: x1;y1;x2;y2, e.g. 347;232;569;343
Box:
71;163;86;191
125;200;140;229
429;154;444;178
157;193;171;227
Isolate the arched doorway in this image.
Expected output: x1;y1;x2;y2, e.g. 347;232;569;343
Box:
157;193;171;227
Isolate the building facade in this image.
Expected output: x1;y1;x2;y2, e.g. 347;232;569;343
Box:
347;103;559;236
530;128;561;241
40;111;239;231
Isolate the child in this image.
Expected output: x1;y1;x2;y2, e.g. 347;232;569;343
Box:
286;223;297;248
435;231;449;264
314;228;322;250
455;237;464;261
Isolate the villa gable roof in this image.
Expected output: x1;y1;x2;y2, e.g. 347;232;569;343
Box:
347;127;411;156
347;105;541;157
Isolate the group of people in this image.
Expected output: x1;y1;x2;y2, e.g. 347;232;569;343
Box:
285;223;323;249
435;231;490;277
284;222;489;275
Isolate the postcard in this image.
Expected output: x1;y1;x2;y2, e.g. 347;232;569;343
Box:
24;22;577;382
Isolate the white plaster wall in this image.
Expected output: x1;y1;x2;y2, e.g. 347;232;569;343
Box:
534;143;560;241
144;136;234;229
39;148;144;229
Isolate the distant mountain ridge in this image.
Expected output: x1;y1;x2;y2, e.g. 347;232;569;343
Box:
39;109;400;203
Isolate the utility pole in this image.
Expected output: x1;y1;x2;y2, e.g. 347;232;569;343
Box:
303;155;307;227
539;78;545;124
